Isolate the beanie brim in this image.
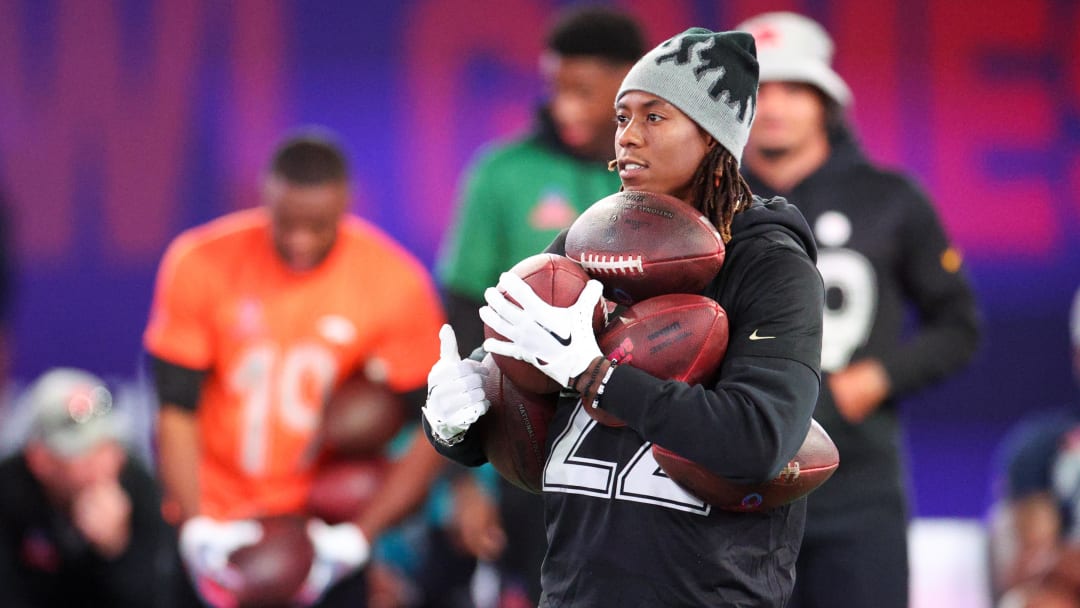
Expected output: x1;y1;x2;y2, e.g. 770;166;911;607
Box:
758;54;852;107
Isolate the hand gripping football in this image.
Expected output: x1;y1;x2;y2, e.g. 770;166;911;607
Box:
482;253;606;394
565;191;725;305
228;515;315;607
590;294;729;427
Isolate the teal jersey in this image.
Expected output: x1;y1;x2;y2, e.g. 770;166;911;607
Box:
438;134;621;300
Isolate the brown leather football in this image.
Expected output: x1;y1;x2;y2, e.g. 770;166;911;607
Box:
653;419;839;512
565;191;725;305
483;253;605;394
228;515;314;607
476;353;559;493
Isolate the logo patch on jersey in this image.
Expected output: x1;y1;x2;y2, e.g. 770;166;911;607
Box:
748;329;775;341
941;247;963;273
529;192;578;230
318;315;357;345
234;297;265;338
814;211;852;248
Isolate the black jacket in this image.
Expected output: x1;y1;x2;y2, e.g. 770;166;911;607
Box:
429;196;824;607
744;129;981;525
0;452;169;608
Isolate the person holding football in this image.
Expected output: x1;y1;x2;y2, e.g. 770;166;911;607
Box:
145;130;448;608
423;27;824;607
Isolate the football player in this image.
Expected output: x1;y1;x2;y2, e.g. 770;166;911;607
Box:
425;27;824;607
144;130;446;608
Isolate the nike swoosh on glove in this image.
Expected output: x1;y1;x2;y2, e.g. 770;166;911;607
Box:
293;520;370;606
179;516;264;608
422;324;490;445
480;273;603;388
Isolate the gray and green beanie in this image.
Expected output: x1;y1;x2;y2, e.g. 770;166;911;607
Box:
616;27;759;163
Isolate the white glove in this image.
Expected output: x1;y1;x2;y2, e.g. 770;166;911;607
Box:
480;273;603;388
422;324;490;445
294;520;370;606
178;516;263;608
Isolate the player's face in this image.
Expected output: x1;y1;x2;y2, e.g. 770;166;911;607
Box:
543;53;632;160
265;176;348;272
614;91;712;204
747;82;828;157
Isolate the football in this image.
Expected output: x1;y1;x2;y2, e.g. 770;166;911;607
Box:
319;374;404;459
476;354;559;493
229;515;314;607
483;253;606;394
652;419;839;512
564;190;725;305
307;458;386;524
589;294;730;427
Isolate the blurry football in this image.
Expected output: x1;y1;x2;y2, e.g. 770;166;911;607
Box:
320;374;404;458
653;419;839;512
483;253;606;394
565;190;725;305
307;458;387;524
476;354;559;493
229;515;314;607
590;294;729;426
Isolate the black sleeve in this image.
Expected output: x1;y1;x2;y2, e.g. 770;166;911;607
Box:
148;354;206;411
880;183;981;396
94;458;169;607
600;244;824;484
421;416;489;467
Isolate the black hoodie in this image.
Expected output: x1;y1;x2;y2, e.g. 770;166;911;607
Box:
429;195;824;607
744;129;980;524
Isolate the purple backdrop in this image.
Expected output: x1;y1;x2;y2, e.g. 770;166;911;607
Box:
1;0;1078;518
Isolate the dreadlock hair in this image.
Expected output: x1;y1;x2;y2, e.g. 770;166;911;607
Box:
690;145;752;243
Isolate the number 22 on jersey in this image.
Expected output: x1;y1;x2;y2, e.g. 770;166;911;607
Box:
543;403;711;516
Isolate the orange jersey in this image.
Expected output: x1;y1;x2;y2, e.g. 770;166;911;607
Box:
144;208;444;519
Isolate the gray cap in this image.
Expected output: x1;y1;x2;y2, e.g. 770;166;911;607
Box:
736;12;852;107
28;368;120;457
617;27;759;163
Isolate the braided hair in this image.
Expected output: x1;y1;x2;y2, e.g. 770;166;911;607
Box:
687;144;753;243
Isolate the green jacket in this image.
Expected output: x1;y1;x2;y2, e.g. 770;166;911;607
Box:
438;114;621;302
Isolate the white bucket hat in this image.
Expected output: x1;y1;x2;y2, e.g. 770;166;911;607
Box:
736;12;852;107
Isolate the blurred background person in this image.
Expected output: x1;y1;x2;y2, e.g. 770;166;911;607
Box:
0;368;168;607
435;6;646;605
737;12;981;608
144;130;447;608
989;286;1080;608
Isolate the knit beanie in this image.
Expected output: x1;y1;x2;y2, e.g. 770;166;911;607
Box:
736;12;852;107
616;28;759;163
